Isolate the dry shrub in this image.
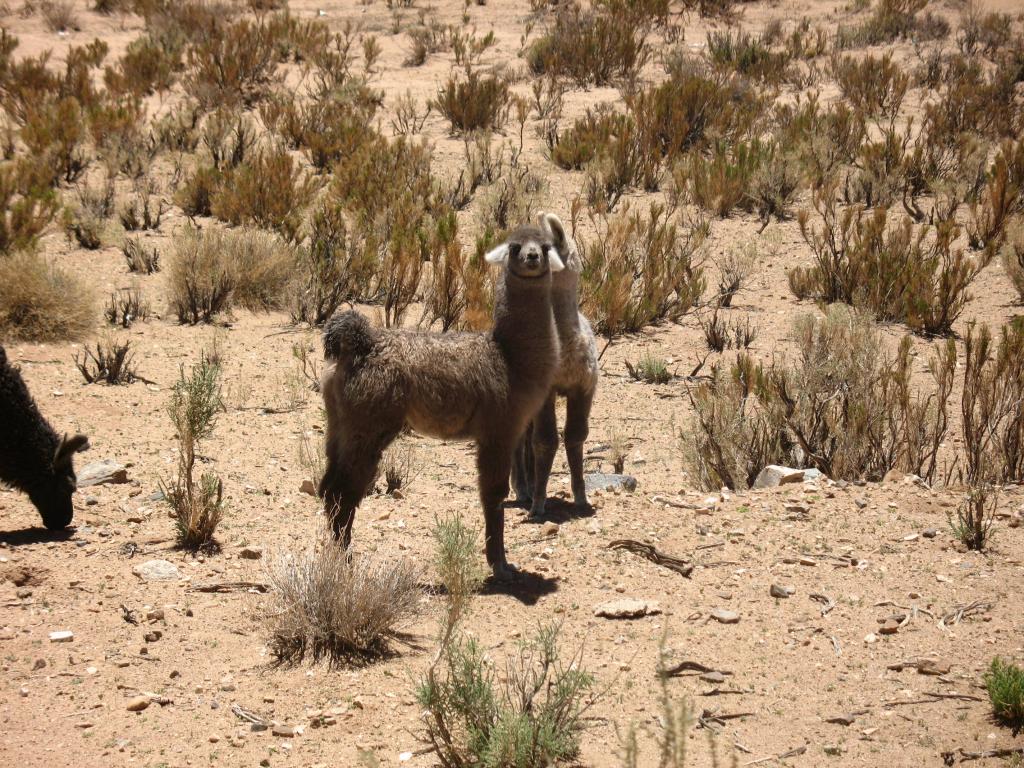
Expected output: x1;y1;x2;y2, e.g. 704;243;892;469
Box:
701;310;758;352
792;183;987;336
832;53;908;122
1002;221;1024;302
122;237;160;274
104;287;150;328
289;201;375;326
184;16;279;107
422;210;467;331
0;158;59;255
527;1;651;87
63;176;115;251
40;1;80;32
968;139;1024;251
958;8;1014;59
480;167;545;234
580;203;706;336
20;97;89;184
120;188;165;232
433;66;510;133
626;352;671;384
175;164;222;218
675;140;768;218
211;144;319;241
74;337;137;385
0;251;95;341
167;227;235;324
163;355;225;552
266;539;421;666
836;0;948;47
104;34;181;97
706;29;792;84
683;306;956;489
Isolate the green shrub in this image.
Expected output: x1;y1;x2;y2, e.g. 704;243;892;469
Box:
706;29;791;84
626;352;671;384
0;158;59;255
434;66;510;133
833;53;908;122
184;16;279;107
985;657;1024;728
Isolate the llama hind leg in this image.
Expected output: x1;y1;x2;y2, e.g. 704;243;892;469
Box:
564;389;594;508
511;423;534;505
528;395;558;520
477;440;516;580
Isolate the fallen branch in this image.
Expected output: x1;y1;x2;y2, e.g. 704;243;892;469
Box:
942;746;1024;764
697;708;754;731
662;660;719;677
883;691;983;707
608;539;693;577
742;745;807;765
189;581;269;593
809;592;835;616
939;600;992;629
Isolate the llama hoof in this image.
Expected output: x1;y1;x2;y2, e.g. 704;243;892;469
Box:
491;561;520;582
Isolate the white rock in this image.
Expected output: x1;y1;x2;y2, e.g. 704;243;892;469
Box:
132;560;181;581
49;630;74;643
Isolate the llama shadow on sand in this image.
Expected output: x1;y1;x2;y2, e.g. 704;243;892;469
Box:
0;525;76;547
480;569;558;605
506;496;595;524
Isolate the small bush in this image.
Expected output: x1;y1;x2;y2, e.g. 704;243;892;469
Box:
626;353;671;384
175;164;222;219
985;657;1024;729
266;540;422;666
683;306;956;489
40;1;80;33
104;287;149;328
677;140;768;218
211;145;318;240
21;97;89;184
418;624;595;768
184;16;279;107
122;237;160;274
833;53;908;122
0;251;95;341
104;34;180;97
119;188;165;232
434;66;510;133
63;176;115;250
580;203;706;336
1002;222;1024;302
968;140;1024;251
707;29;791;84
163;355;226;552
289;201;375;326
380;444;417;495
74;337;138;385
836;0;947;47
222;228;297;312
949;486;996;551
0;158;59;255
167;227;235;324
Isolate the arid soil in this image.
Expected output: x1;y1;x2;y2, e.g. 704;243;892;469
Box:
2;1;1024;767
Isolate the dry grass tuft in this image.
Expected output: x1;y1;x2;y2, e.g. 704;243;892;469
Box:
266;540;422;666
0;251;95;341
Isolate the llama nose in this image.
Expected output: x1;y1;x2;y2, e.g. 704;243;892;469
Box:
525;250;540;265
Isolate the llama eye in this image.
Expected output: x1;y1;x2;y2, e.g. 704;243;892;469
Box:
541;243;551;253
509;243;521;257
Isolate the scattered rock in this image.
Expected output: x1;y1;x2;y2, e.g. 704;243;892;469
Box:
864;633;878;644
209;734;221;744
922;528;938;539
878;619;900;635
132;559;181;582
854;498;868;510
126;695;151;712
299;479;316;496
272;724;297;737
77;460;128;487
594;599;661;619
784;503;810;515
584;473;637;494
48;630;74;643
917;659;952;676
239;547;263;560
540;521;560;537
710;608;740;624
143;630;162;643
753;465;805;489
823;744;843;756
770;583;795;599
798;556;817;567
825;713;859;726
700;670;726;684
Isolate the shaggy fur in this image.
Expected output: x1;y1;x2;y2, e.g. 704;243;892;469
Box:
0;345;88;530
319;224;565;579
511;213;599;517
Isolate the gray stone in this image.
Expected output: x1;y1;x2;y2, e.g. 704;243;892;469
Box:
132;559;181;582
594;599;661;619
922;528;938;539
752;465;805;489
585;473;637;494
77;460;128;488
770;583;795;599
710;608;740;624
238;547;263;560
700;670;726;684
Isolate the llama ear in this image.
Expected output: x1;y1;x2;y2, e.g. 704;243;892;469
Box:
54;434;89;466
548;250;565;272
542;213;569;253
484;243;509;265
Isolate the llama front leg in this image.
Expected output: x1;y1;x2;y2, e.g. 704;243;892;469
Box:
564;389;594;508
477;440;516;580
529;395;558;519
319;434;391;548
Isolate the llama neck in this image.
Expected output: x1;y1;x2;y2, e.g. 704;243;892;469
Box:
491;274;559;377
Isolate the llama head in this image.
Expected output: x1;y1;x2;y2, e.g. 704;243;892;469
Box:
484;225;565;280
29;433;88;530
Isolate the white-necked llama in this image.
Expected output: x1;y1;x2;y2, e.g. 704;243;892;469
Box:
0;345;89;530
319;222;565;579
511;213;599;518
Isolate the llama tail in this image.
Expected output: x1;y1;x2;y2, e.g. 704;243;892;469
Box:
323;310;378;363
